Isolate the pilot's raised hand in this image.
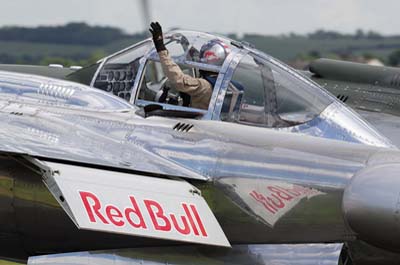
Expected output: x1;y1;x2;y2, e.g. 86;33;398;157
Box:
149;22;166;52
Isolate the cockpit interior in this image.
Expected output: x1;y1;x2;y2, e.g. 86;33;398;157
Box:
92;31;334;128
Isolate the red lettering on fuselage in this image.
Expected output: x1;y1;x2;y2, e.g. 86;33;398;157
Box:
249;190;278;214
249;185;321;215
79;191;109;224
144;199;172;232
105;205;124;226
190;204;208;237
78;191;207;237
267;186;294;201
183;203;200;235
125;196;147;229
170;214;190;235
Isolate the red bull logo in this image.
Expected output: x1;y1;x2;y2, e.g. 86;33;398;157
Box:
245;184;324;226
79;191;208;237
249;185;321;215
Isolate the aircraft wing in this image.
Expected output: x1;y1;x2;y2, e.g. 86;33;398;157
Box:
0;103;206;181
0;69;210;182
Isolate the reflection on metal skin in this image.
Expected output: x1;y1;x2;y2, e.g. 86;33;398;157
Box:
0;70;133;111
0;81;390;250
28;244;342;265
0;93;388;249
218;178;325;227
343;162;400;251
0;135;372;260
277;101;394;148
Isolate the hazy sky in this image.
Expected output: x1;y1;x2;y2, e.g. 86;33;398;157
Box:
1;0;400;35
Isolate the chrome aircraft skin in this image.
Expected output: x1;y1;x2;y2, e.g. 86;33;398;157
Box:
1;31;400;265
307;58;400;148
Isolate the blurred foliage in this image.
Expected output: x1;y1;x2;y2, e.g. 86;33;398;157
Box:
0;22;146;45
0;23;146;66
238;33;400;64
308;29;383;40
388;49;400;66
0;24;399;68
39;49;107;67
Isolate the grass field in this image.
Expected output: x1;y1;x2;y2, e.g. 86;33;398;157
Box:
0;261;22;265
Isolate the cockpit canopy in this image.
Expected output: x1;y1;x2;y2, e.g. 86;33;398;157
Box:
221;53;333;127
92;30;333;128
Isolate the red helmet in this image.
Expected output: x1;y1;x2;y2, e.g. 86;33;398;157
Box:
199;39;231;66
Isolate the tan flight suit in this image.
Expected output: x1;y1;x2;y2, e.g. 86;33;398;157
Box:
158;50;212;110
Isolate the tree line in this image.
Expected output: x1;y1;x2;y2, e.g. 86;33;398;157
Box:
0;24;396;45
0;23;147;45
307;29;384;40
1;23;400;67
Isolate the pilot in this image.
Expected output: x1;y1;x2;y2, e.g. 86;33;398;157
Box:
149;22;230;110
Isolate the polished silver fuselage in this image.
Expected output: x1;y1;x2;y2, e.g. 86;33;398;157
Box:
0;79;394;260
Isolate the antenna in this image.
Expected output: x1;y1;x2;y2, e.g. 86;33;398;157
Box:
140;0;152;33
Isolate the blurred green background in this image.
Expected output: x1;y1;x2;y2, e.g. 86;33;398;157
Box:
1;23;400;69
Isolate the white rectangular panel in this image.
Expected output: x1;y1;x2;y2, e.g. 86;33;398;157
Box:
42;161;230;247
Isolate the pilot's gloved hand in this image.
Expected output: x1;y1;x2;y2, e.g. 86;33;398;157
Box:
149;22;166;52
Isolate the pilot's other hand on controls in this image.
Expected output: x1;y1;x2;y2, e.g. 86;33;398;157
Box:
149;22;166;52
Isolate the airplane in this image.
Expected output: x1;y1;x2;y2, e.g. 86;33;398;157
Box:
0;30;400;265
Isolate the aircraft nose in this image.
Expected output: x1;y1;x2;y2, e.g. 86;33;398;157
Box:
343;163;400;251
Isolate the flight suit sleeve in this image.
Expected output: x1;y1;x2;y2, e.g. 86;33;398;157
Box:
158;50;212;109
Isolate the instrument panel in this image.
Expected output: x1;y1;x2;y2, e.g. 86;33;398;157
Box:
94;61;140;101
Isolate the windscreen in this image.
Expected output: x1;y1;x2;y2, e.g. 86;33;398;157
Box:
93;41;152;101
